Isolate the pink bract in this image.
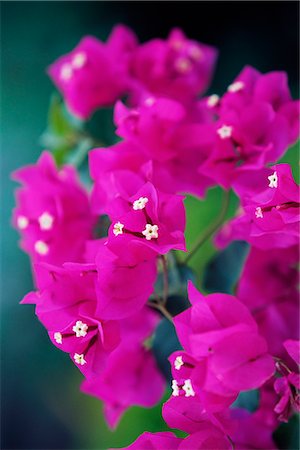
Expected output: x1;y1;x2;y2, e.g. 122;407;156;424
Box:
129;28;217;105
48;25;137;119
216;164;300;250
237;246;299;358
12;151;93;266
21;262;120;379
171;282;275;397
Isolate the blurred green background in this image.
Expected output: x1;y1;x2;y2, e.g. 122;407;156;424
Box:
1;2;299;449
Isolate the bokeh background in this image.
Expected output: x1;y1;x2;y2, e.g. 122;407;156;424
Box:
1;1;299;449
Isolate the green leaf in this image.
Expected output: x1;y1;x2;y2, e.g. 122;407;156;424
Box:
40;94;85;166
152;318;182;383
231;389;259;412
203;241;249;294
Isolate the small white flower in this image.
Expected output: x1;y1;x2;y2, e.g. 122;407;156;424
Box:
255;207;263;219
207;94;219;108
227;81;245;93
133;197;149;210
72;320;88;338
17;215;29;230
174;355;184;370
268;171;278;188
171;380;180;396
34;240;49;255
72;52;87;69
60;63;73;81
188;45;203;61
144;97;156;107
182;379;195;397
217;125;233;139
142;224;159;240
113;222;124;236
38;212;54;230
174;57;192;74
54;332;62;344
74;353;87;365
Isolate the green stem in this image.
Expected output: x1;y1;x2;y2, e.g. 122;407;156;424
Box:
184;189;231;265
148;300;173;324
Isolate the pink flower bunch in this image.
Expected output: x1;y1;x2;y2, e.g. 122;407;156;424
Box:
199;67;299;189
13;23;299;450
48;25;217;119
118;283;277;449
216;164;300;249
12;152;94;265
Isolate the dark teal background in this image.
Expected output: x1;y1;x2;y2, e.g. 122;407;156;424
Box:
1;2;299;449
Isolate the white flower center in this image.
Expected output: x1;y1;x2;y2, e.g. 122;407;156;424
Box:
72;52;87;69
268;171;278;188
113;222;124;236
17;215;29;230
74;353;87;365
174;57;192;74
227;81;245;93
217;125;233;139
207;94;219;108
54;332;62;344
133;197;149;210
171;380;180;396
72;320;88;338
174;355;184;370
142;224;159;240
34;240;49;255
182;379;195;397
60;63;73;81
255;207;263;219
144;97;156;107
38;212;54;230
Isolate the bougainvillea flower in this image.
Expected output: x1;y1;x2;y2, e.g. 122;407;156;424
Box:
105;181;186;265
199;66;299;189
220;66;300;144
116;425;232;450
89;140;154;216
114;431;181;450
94;240;157;319
48;25;137;118
171;282;274;397
12;152;93;265
21;262;120;378
216;164;300;249
82;341;165;428
130;28;217;104
274;374;300;422
163;388;235;437
82;307;164;428
237;246;299;358
199;102;293;189
114;98;214;197
274;340;300;422
230;408;277;449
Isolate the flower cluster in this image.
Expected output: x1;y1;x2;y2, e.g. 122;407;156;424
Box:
12;24;299;450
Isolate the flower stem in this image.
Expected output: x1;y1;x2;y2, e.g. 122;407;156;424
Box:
184;189;231;265
148;300;173;324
